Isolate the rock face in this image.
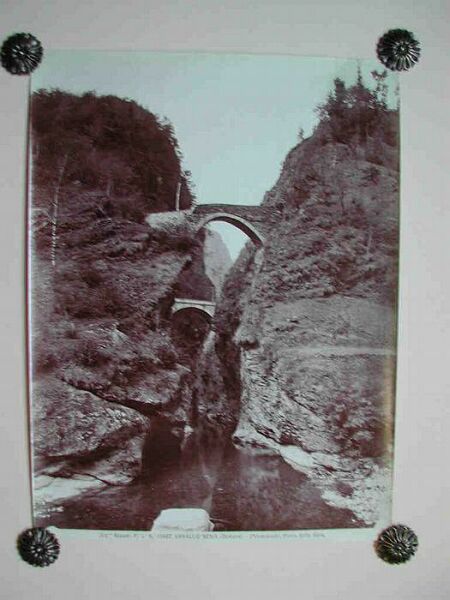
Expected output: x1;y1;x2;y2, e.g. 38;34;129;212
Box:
216;128;399;525
29;92;218;523
30;210;217;522
32;378;151;484
174;229;216;301
203;229;232;295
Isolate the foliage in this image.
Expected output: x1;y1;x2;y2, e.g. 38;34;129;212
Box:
31;89;195;213
314;69;399;169
53;261;124;319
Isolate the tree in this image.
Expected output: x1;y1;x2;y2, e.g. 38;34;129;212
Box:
371;69;388;107
50;152;68;267
314;69;398;154
31;89;197;222
316;78;350;143
347;66;378;144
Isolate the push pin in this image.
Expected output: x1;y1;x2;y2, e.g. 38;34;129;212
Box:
376;29;421;71
1;33;43;75
17;527;60;567
375;524;418;564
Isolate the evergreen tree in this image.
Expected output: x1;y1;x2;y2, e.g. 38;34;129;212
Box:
314;69;399;165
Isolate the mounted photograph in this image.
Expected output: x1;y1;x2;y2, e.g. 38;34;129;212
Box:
28;51;399;533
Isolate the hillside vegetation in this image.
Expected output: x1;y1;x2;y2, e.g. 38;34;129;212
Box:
32;90;195;220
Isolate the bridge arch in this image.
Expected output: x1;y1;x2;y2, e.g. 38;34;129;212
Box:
196;212;264;246
170;304;213;352
171;298;215;321
172;306;213;323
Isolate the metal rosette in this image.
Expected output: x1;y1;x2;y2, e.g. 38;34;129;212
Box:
377;29;421;71
375;524;418;564
1;33;43;75
17;527;60;567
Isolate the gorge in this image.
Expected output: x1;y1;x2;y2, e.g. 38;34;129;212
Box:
30;79;399;531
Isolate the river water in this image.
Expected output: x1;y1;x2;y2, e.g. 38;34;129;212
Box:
39;439;361;531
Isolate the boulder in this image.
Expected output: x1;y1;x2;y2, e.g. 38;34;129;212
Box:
33;377;152;491
32;378;150;460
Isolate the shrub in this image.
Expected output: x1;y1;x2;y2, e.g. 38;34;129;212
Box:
59;280;123;319
109;196;149;224
34;347;59;375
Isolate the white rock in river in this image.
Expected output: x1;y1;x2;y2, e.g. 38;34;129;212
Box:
151;508;214;531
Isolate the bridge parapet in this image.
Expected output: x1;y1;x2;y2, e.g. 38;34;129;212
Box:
146;210;191;229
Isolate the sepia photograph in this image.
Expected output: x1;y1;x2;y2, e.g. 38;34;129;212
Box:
28;51;399;533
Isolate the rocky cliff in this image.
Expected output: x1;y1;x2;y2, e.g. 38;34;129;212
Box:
31;193;214;515
215;106;399;525
30;92;212;517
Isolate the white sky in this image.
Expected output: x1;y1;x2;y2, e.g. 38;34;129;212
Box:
32;51;398;259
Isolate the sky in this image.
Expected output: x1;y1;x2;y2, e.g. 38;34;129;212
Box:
32;50;398;259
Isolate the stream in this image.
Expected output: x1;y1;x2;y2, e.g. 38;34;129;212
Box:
38;437;361;531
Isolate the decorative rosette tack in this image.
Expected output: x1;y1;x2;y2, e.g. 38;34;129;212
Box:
377;29;421;71
17;527;60;567
1;33;43;75
375;524;418;564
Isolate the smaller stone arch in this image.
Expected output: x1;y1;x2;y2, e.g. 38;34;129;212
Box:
196;213;265;246
172;298;215;320
170;304;213;347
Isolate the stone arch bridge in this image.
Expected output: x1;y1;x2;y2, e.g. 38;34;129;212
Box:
189;203;272;246
148;203;272;322
171;298;215;320
147;203;273;246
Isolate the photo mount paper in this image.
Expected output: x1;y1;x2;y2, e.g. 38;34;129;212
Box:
28;51;399;536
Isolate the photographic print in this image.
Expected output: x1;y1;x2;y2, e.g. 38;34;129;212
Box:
28;51;399;533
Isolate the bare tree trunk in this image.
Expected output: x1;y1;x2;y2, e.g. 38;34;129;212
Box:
175;179;181;211
51;152;68;268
